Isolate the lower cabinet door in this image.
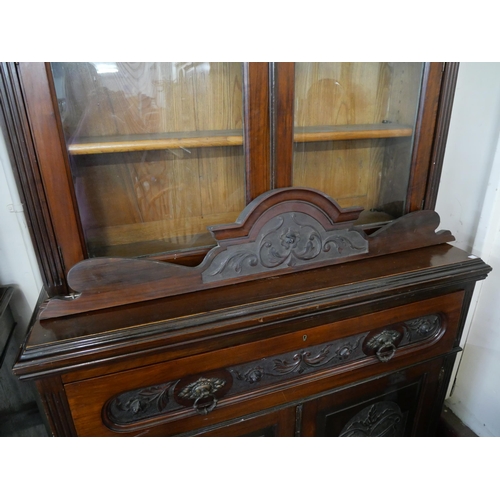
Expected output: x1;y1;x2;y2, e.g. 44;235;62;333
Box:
300;356;453;437
191;407;297;437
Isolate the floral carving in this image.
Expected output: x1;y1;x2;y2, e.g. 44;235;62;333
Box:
234;367;264;384
204;212;368;282
273;345;334;375
405;315;441;340
273;339;361;375
339;401;404;437
280;229;300;250
107;382;174;424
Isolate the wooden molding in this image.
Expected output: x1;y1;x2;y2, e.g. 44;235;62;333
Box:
0;63;68;295
39;188;454;320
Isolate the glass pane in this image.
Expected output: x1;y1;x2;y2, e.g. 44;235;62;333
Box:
293;62;424;225
51;62;245;258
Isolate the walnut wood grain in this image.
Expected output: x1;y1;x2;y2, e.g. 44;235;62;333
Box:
272;62;295;188
424;62;460;210
406;62;444;212
18;62;86;273
16;245;488;382
37;188;455;319
243;62;271;202
35;377;77;436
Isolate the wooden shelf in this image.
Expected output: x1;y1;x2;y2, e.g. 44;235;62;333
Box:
67;124;413;155
294;123;413;143
68;130;244;155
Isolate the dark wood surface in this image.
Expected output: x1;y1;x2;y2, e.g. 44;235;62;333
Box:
406;62;445;212
12;240;490;436
17;62;86;273
0;63;68;295
424;63;460;210
17;245;488;359
271;62;295;188
243;62;271;202
36;188;455;319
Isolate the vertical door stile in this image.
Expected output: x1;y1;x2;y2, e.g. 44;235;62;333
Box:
243;63;271;202
17;62;86;274
405;62;444;213
271;62;295;188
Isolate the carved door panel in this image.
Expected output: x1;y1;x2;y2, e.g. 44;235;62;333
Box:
190;407;296;437
301;356;452;437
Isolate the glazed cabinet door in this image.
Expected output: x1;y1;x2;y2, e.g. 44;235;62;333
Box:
273;62;456;225
300;355;454;437
15;62;271;276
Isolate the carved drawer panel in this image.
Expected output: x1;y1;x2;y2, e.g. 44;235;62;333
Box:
63;291;464;436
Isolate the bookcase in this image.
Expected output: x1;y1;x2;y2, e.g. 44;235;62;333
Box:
2;61;490;436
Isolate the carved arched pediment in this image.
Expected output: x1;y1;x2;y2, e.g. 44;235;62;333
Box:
40;188;454;319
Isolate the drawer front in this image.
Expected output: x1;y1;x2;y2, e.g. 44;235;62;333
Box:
64;291;464;436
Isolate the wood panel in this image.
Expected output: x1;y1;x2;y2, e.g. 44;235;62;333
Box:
406;62;444;212
72;148;244;255
272;62;295;188
0;63;67;294
243;62;271;201
424;62;460;210
192;407;296;436
18;62;86;274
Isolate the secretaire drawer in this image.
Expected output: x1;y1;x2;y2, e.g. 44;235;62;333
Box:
64;290;465;436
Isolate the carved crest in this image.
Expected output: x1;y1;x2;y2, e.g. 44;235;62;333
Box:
40;187;454;319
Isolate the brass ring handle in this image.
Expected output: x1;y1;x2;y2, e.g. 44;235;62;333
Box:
375;341;396;362
193;394;218;415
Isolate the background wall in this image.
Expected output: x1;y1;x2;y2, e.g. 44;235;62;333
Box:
0;62;499;435
435;62;500;437
0;125;43;416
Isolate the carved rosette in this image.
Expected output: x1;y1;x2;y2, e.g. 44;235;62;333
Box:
203;212;368;282
405;315;441;341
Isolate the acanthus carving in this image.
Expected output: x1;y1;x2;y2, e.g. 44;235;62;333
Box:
104;312;444;428
339;401;404;437
204;212;368;282
272;340;362;375
40;188;455;319
106;382;174;425
405;315;441;341
232;336;365;384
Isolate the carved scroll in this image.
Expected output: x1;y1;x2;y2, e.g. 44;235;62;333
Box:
339;401;404;437
40;187;454;319
103;311;444;429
